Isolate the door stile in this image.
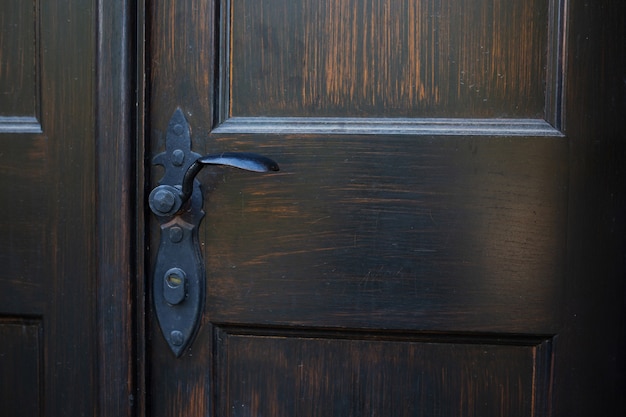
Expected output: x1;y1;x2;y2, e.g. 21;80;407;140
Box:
95;0;141;415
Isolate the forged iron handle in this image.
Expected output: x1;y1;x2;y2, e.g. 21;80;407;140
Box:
149;108;280;357
180;152;280;206
149;152;279;217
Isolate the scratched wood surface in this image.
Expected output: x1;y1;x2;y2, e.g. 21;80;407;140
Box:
0;0;99;416
214;328;553;417
147;0;626;416
202;133;566;333
229;0;549;118
0;0;39;119
148;0;218;415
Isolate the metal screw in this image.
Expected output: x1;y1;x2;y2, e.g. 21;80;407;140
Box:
169;226;184;243
153;189;176;213
170;330;184;346
172;149;185;166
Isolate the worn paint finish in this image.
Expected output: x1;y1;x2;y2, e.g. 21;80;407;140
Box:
0;0;99;416
215;328;552;417
147;0;626;416
230;0;549;118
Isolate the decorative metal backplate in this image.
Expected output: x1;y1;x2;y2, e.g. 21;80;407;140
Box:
150;108;279;357
151;109;204;357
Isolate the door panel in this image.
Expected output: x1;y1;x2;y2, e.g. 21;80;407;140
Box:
209;0;566;337
204;135;566;333
0;319;42;417
228;0;551;119
215;328;552;417
147;0;625;416
0;0;41;127
0;0;98;415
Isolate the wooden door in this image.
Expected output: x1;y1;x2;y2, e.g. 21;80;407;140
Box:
0;1;97;415
0;1;135;416
146;0;625;416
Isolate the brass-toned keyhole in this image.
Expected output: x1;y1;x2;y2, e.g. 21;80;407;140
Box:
163;267;186;305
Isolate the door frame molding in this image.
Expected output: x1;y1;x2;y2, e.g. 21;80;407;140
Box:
95;0;145;415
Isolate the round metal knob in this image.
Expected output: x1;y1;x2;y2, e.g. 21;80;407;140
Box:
148;185;183;216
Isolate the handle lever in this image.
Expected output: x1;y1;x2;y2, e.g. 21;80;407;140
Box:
150;151;279;217
149;108;279;357
180;152;279;207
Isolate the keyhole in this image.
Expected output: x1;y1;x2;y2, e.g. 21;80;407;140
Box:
163;267;187;305
167;273;183;287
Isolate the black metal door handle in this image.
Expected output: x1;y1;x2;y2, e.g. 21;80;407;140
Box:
181;152;279;202
149;108;279;357
150;152;278;217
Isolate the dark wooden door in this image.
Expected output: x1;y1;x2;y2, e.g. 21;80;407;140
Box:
0;1;135;416
146;1;625;416
0;1;97;416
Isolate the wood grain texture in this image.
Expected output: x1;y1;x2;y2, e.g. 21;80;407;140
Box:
203;134;567;334
148;0;216;146
0;0;98;416
553;0;626;415
227;0;552;118
0;319;42;417
0;134;48;316
0;0;40;121
95;0;137;415
215;327;553;417
147;1;218;416
40;0;97;415
146;0;625;415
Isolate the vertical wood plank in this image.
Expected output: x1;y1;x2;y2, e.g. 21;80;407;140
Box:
96;0;137;416
554;0;626;415
147;1;218;416
40;0;97;415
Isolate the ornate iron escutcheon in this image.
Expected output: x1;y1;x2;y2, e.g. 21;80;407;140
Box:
149;108;279;357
